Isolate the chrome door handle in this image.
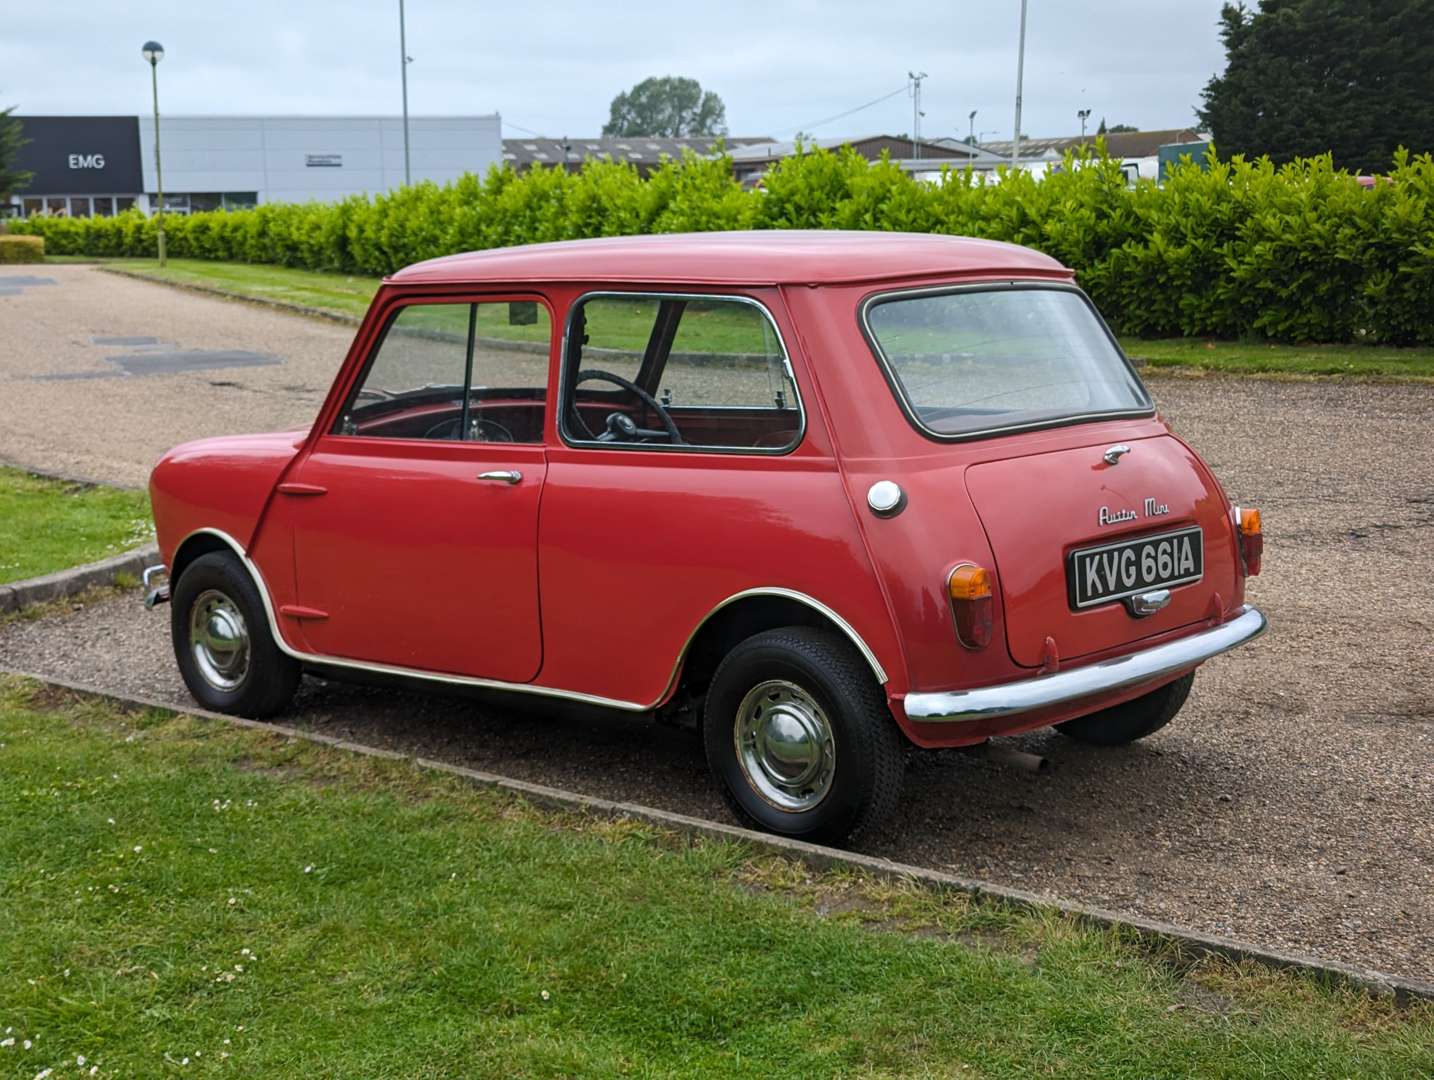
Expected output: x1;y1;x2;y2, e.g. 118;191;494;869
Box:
477;469;522;484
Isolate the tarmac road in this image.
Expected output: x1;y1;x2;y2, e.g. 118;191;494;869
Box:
2;264;1432;980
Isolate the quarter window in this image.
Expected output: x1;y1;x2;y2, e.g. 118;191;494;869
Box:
565;294;801;452
336;299;551;443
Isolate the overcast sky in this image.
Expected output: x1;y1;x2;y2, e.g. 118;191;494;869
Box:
4;2;1227;141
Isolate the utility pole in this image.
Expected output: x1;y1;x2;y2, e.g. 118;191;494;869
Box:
908;71;927;159
399;0;412;187
1012;0;1028;169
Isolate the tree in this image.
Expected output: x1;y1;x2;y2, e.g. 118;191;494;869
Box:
602;76;728;137
1097;119;1139;134
0;105;32;202
1198;1;1434;173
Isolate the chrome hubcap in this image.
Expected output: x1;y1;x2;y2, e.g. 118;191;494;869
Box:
189;589;250;692
734;679;836;812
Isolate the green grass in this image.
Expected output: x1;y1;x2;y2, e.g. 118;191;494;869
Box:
72;257;1434;378
0;468;151;585
1122;337;1434;378
1;678;1430;1078
99;258;380;320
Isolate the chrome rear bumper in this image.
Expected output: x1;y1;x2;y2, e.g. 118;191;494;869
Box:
143;564;170;609
903;605;1267;724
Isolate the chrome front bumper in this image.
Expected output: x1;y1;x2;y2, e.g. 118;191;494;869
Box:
143;564;170;609
903;605;1267;724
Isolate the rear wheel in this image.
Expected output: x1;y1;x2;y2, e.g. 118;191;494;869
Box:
171;551;300;718
1055;671;1194;746
703;627;904;845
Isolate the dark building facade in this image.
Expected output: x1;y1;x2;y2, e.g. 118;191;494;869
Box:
11;116;145;217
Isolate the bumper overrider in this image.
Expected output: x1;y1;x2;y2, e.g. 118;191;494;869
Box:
143;565;170;609
903;605;1267;724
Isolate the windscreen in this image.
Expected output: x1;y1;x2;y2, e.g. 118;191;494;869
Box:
864;287;1150;438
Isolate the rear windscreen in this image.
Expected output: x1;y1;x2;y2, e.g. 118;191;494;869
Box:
863;286;1151;439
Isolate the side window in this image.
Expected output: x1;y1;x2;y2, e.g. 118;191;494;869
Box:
565;294;801;452
336;300;551;443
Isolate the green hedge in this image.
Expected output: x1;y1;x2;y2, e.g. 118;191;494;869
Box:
14;146;1434;344
0;234;44;263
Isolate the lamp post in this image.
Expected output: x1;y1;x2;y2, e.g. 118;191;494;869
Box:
141;40;166;266
1077;108;1092;139
968;110;977;144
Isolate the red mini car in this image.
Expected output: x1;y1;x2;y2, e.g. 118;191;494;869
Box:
145;231;1266;843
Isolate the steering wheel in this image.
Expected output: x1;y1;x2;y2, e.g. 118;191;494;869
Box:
571;369;684;444
423;415;516;442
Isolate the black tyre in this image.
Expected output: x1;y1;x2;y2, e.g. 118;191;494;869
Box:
703;626;905;845
171;551;301;718
1055;671;1195;746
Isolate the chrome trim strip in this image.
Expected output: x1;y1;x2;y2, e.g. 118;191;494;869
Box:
660;587;890;694
856;280;1156;444
903;605;1266;723
556;289;807;456
171;528;649;712
170;530;888;712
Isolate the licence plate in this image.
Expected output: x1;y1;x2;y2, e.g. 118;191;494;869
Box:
1068;526;1204;610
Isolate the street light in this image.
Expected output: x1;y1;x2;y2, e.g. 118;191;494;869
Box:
141;40;166;267
968;109;977;144
1077;108;1092;139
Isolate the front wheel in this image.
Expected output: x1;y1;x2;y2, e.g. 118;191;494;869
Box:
171;551;301;718
703;627;904;845
1054;671;1194;746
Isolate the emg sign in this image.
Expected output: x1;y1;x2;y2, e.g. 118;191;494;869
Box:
13;117;142;195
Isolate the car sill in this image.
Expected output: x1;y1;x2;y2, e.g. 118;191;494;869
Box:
903;605;1267;723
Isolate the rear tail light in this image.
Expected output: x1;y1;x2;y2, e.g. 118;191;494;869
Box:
948;563;993;649
1236;506;1263;576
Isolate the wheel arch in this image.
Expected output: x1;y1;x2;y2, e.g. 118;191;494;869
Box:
667;589;888;705
170;530;244;590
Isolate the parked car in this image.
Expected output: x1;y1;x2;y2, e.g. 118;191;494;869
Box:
145;231;1266;844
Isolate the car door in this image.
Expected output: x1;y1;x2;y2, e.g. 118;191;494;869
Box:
281;295;554;683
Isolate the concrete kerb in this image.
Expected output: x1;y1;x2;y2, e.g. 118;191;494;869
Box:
0;544;159;615
5;667;1432;1007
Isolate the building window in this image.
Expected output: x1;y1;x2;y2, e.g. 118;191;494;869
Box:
116;197;136;213
22;198;43;217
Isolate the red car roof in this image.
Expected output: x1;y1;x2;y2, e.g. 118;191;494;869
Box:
387;230;1070;287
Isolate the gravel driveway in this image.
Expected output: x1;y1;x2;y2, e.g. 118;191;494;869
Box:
2;266;1432;980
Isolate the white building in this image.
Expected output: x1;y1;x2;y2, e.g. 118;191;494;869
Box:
10;114;503;217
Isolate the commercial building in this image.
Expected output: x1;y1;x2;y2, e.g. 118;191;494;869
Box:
726;134;1001;187
501;135;773;176
978;127;1209;182
7;114;502;217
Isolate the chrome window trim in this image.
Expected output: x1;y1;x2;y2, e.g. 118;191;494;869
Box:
558;290;806;456
857;280;1156;444
334;293;555;443
168;530;886;712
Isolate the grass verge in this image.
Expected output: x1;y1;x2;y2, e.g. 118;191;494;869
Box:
78;257;1434;379
0;468;151;585
1;676;1430;1078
